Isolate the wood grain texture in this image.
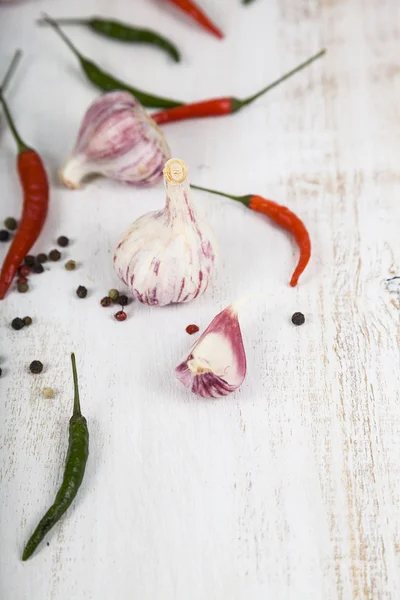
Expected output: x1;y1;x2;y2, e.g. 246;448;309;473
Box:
1;0;400;598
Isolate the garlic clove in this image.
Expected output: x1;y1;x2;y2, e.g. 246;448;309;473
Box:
175;303;247;398
60;91;171;189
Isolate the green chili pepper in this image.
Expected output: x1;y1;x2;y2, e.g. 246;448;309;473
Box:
41;14;182;109
22;353;89;561
39;16;181;63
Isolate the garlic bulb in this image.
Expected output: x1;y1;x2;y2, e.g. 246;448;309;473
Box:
60;91;171;189
113;158;217;306
176;303;247;398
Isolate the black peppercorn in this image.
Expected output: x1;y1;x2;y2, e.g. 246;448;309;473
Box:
36;253;48;264
0;229;10;242
291;312;305;326
33;263;44;274
4;217;17;231
118;294;128;306
30;360;43;374
100;296;112;307
0;368;2;377
57;236;69;247
49;249;61;261
76;285;87;298
23;316;32;326
12;317;25;330
17;282;29;293
24;255;36;267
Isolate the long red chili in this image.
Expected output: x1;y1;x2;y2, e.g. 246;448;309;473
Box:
191;185;311;287
0;52;49;300
165;0;223;39
152;49;325;125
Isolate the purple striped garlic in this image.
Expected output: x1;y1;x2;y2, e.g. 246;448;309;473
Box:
113;158;217;306
59;91;171;189
175;303;247;398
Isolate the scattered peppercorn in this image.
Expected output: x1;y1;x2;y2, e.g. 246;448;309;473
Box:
76;285;87;298
100;296;112;307
17;282;29;293
36;253;48;264
0;229;10;242
108;289;119;301
118;294;128;306
33;263;44;274
19;265;31;277
43;387;55;399
49;249;61;261
0;368;2;377
186;324;199;335
24;255;35;267
291;312;305;326
23;316;32;326
65;259;76;271
115;310;127;321
17;276;28;285
30;360;43;374
12;317;25;330
4;217;17;231
57;235;69;247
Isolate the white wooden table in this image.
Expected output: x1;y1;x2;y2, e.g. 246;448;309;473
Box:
1;0;400;598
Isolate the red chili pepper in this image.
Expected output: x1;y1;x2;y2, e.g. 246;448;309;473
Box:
165;0;223;39
152;49;325;125
0;52;49;300
191;185;311;287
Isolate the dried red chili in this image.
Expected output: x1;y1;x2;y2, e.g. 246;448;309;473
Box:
165;0;223;39
0;51;49;300
192;185;311;287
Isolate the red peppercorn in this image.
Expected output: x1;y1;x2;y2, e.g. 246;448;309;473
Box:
186;324;199;335
17;276;28;284
101;296;112;307
114;310;127;321
19;265;31;277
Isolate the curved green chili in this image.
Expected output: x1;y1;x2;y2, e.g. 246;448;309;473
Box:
41;14;182;109
22;353;89;561
38;16;181;63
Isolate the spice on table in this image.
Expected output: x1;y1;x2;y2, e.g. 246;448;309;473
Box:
19;264;31;277
36;252;48;263
76;285;87;298
29;360;43;374
17;281;29;293
43;387;55;399
65;259;76;271
108;288;119;301
0;51;49;300
41;15;182;109
100;296;112;307
152;49;325;125
49;249;61;261
23;316;32;326
117;294;128;306
0;230;10;242
4;217;18;230
17;276;28;285
24;255;35;267
165;0;223;39
0;368;2;377
57;235;69;247
191;184;311;287
291;312;305;326
12;317;25;330
114;310;127;321
186;324;199;335
40;16;181;62
59;92;171;189
33;263;44;274
22;353;89;560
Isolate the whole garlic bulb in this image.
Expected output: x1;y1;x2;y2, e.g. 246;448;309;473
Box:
113;158;217;306
60;91;171;189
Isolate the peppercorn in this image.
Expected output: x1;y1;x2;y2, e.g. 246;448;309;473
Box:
108;289;119;301
186;324;199;335
24;255;35;267
36;253;48;264
29;360;43;374
115;310;127;321
19;265;31;277
17;276;28;285
101;296;112;307
291;312;305;326
65;260;76;271
49;249;61;261
57;235;69;247
23;316;32;326
0;368;2;377
11;317;25;330
0;229;10;242
43;387;55;399
33;263;44;274
17;282;29;293
76;285;87;298
117;294;128;306
4;217;17;231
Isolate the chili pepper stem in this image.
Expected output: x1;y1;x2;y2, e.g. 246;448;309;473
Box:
38;17;88;26
70;353;82;417
0;50;22;94
191;184;249;205
0;51;29;153
41;14;82;61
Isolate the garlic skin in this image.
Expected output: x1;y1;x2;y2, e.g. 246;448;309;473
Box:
60;91;171;189
113;158;217;306
176;303;247;398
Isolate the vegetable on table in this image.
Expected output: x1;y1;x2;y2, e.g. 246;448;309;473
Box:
41;15;182;109
152;49;325;125
38;16;181;62
0;51;50;300
22;354;89;560
191;184;311;287
164;0;223;39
